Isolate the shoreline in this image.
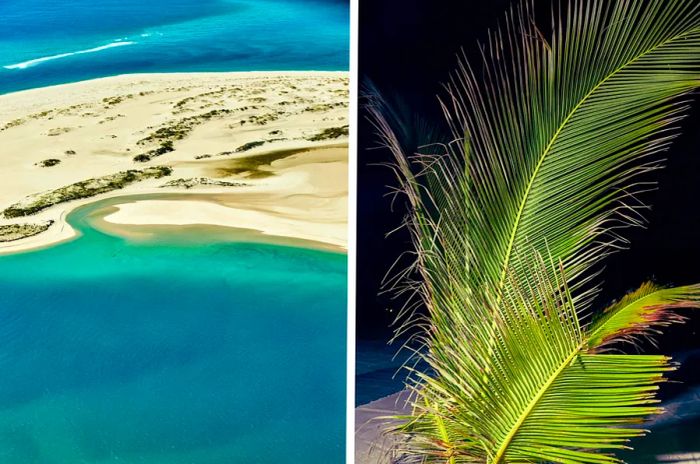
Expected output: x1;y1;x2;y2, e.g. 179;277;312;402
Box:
0;187;348;256
0;70;349;98
85;198;348;254
0;72;349;254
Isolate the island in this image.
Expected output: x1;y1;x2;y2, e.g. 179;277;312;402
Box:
0;72;349;252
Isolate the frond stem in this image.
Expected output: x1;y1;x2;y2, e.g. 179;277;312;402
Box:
491;346;581;464
496;27;699;293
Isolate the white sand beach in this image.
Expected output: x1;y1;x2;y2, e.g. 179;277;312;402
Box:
0;72;349;252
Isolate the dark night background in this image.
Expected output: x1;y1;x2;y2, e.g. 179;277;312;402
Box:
356;1;700;448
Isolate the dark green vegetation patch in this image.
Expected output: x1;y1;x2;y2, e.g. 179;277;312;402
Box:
235;141;266;153
0;221;54;242
37;159;61;167
2;166;172;218
306;125;349;141
134;140;175;162
138;110;233;147
160;177;247;189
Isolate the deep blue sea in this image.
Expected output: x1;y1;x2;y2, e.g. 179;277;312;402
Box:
0;199;347;463
0;0;349;94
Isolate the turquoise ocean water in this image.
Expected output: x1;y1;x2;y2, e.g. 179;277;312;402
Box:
0;0;349;94
0;0;349;461
0;199;347;463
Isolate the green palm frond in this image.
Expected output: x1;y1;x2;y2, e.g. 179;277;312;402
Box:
443;0;700;302
368;0;700;463
587;283;700;351
394;254;673;464
372;0;700;312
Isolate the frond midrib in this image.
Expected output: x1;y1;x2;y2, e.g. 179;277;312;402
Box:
485;39;694;445
495;27;700;292
491;346;581;464
587;289;660;344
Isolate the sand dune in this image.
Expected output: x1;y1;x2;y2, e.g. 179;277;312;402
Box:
0;72;348;252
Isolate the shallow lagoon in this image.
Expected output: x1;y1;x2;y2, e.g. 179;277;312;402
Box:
0;199;347;463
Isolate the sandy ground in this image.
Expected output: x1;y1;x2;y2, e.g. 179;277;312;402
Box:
356;391;412;464
0;72;348;252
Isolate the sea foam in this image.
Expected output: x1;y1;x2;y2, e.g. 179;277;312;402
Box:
3;41;136;70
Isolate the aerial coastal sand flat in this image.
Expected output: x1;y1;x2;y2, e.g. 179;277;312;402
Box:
0;71;348;252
